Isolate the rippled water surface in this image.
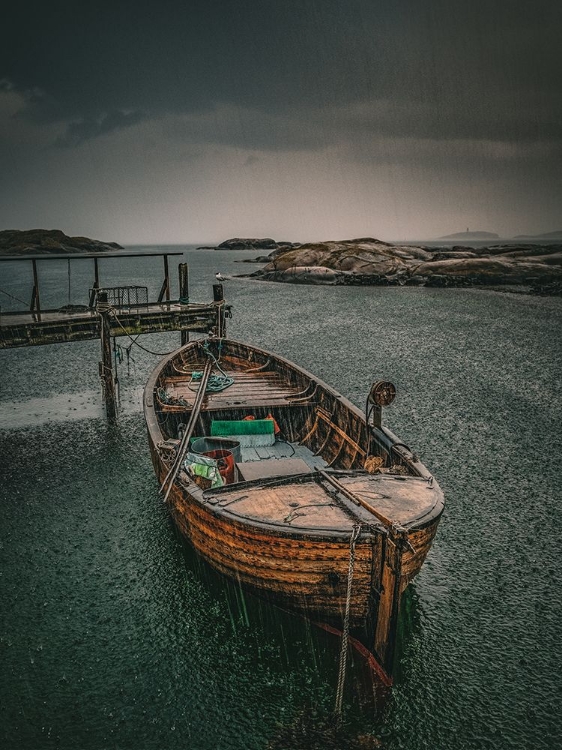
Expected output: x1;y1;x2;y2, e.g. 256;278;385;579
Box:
1;248;561;749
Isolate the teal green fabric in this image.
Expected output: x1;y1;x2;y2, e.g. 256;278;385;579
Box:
211;419;274;436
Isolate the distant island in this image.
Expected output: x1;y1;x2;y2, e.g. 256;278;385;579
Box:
438;231;499;240
198;237;300;253
513;231;562;240
438;230;562;241
233;236;562;295
0;229;123;256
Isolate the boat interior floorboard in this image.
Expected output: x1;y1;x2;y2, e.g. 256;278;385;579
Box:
239;440;327;470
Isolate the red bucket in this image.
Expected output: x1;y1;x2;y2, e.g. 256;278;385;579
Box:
203;449;236;484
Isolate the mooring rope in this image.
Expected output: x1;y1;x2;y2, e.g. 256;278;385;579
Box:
333;523;362;722
100;303;228;360
107;307;179;356
0;287;29;307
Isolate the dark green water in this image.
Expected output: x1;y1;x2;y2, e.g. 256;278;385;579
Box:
1;249;561;749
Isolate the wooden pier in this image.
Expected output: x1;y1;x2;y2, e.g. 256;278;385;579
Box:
0;251;228;420
0;301;221;348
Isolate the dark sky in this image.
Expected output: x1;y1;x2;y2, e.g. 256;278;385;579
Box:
1;0;560;242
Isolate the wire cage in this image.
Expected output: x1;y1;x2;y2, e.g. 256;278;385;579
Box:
90;286;149;310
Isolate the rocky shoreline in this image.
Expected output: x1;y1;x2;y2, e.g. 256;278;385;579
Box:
0;229;123;256
235;237;562;295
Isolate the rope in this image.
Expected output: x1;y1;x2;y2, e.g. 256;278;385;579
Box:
98;362;113;402
275;439;295;457
96;299;111;312
333;523;362;722
189;339;233;392
157;387;190;408
203;337;223;363
112;336;121;404
98;303;226;359
0;287;29;307
189;370;234;393
157;441;178;462
107;307;179;356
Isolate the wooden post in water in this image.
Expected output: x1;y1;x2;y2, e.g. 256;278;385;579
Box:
158;254;171;308
179;263;190;346
164;254;170;308
97;291;117;422
372;534;403;675
213;283;224;337
30;259;41;322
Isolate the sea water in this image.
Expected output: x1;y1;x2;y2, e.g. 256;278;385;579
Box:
1;247;561;749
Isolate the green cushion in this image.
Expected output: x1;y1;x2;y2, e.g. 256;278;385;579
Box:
211;419;274;436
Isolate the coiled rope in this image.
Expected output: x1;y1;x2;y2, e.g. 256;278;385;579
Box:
189;369;234;393
157;387;190;407
188;338;233;392
334;523;363;722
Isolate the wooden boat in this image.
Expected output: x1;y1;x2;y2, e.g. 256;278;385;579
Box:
144;337;444;681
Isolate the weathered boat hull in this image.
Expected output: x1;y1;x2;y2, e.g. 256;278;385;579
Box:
144;338;444;678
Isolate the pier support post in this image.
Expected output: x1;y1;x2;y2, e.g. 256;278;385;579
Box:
30;259;41;322
97;291;118;422
88;257;100;307
179;263;189;346
213;283;225;337
158;254;171;308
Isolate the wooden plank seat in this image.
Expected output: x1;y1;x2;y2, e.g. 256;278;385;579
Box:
157;371;314;411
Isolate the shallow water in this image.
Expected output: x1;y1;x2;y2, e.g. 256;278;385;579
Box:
1;248;561;749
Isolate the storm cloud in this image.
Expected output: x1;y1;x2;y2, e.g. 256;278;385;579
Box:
1;0;561;241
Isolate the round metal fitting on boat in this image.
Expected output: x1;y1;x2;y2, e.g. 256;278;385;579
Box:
369;380;396;407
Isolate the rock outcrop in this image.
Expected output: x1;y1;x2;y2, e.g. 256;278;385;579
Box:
259;238;432;274
0;229;123;256
241;237;562;294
